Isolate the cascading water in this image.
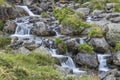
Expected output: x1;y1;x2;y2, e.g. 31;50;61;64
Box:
16;5;36;16
97;54;111;72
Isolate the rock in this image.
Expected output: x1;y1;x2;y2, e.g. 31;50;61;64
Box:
23;0;34;5
89;38;109;53
102;69;117;80
75;53;98;68
31;22;56;36
110;17;120;23
66;39;79;54
22;40;40;51
92;9;104;17
18;47;30;54
3;20;16;34
33;47;50;54
106;23;120;46
112;51;120;66
75;8;90;16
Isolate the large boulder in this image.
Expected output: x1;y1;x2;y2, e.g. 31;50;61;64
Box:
75;8;90;16
3;20;16;34
75;53;98;68
89;38;109;53
106;23;120;46
31;22;56;36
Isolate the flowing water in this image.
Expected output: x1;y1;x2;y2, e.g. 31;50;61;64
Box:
97;54;111;72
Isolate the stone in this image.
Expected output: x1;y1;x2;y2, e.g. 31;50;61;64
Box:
3;20;16;34
89;38;109;53
75;53;98;68
113;51;120;66
106;23;120;46
18;47;30;54
33;47;50;54
75;8;90;16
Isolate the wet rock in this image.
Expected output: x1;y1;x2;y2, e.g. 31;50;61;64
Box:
89;38;109;53
75;53;98;68
3;20;16;34
31;22;56;36
106;23;120;46
110;17;120;23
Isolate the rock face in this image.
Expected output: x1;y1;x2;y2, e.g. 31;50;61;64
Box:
106;23;120;46
89;38;109;53
112;51;120;66
3;20;16;34
31;22;56;36
75;53;98;68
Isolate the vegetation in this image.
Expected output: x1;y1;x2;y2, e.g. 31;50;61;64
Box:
0;37;11;48
41;12;49;18
113;3;120;12
0;20;4;31
0;0;9;6
53;7;75;22
115;41;120;51
88;24;103;38
0;52;64;80
54;38;67;54
78;43;93;54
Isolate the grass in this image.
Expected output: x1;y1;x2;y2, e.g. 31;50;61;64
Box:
0;20;4;31
0;0;9;6
78;43;93;54
115;41;120;51
41;12;49;18
0;37;11;48
0;52;63;80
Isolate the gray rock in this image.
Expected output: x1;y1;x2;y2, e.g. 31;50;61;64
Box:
18;47;31;54
106;23;120;46
113;51;120;66
75;8;90;16
89;38;109;53
75;53;98;68
33;47;50;54
31;22;56;36
110;17;120;23
4;20;16;34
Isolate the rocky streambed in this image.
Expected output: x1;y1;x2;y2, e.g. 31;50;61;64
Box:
1;0;120;80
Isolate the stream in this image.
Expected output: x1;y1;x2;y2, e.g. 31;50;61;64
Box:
11;5;111;74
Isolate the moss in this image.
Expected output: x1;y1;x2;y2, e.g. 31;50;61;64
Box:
115;41;120;51
0;37;11;48
41;12;49;18
53;7;75;22
78;43;93;54
61;15;91;29
0;20;4;31
88;24;103;38
54;38;67;54
113;3;120;12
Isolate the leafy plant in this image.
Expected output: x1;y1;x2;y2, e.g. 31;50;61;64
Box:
115;41;120;51
78;43;93;54
0;37;11;48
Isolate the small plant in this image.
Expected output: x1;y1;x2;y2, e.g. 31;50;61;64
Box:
53;7;75;22
0;37;11;48
61;15;91;29
88;24;103;38
115;41;120;51
41;12;49;18
78;43;93;54
0;20;4;31
54;38;67;54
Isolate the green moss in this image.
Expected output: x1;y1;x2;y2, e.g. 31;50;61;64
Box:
113;3;120;12
53;7;75;22
55;38;67;54
115;41;120;51
78;43;93;54
61;15;91;29
0;37;11;48
88;24;103;38
0;20;4;31
41;12;49;18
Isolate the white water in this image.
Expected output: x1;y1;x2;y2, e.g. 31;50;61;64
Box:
98;54;111;72
16;5;36;16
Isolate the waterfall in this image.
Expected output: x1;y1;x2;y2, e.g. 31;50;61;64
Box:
97;54;111;72
16;5;36;16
